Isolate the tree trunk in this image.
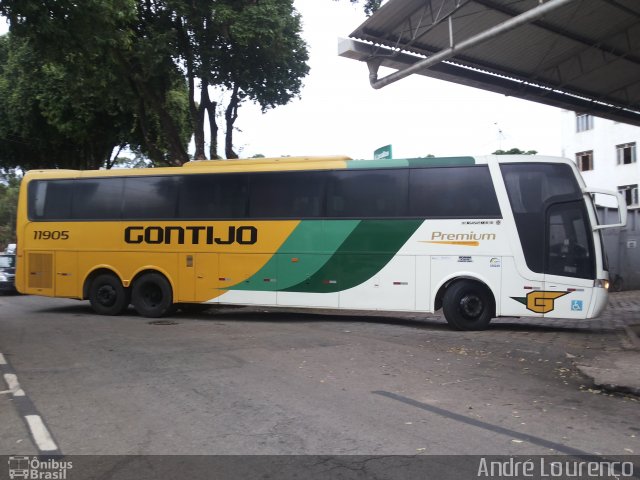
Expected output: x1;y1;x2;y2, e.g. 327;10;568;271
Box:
225;83;240;159
193;90;207;160
200;85;220;160
190;79;206;161
129;75;189;166
136;96;166;165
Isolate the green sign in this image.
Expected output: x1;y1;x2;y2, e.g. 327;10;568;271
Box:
373;145;392;160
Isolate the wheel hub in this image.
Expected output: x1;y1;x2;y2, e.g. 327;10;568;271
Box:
97;285;117;307
460;294;483;319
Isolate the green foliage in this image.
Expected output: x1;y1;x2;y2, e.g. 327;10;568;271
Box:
213;0;309;158
0;0;192;167
0;34;142;170
0;169;19;249
217;0;309;111
351;0;382;16
0;0;310;164
172;0;309;159
493;148;538;155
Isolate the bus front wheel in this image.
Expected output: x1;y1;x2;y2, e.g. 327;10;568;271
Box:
442;280;494;331
132;272;173;318
89;273;130;316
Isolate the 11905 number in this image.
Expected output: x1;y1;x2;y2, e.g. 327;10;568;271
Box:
33;230;69;240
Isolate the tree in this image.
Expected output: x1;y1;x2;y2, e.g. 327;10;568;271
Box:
347;0;381;16
171;0;309;160
0;0;310;164
0;0;192;166
0;34;132;170
0;169;19;249
493;148;537;155
214;0;309;158
0;32;191;170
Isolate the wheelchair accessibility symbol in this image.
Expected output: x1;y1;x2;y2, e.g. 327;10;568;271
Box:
571;300;583;312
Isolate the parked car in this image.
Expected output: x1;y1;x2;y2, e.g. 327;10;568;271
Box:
0;252;16;293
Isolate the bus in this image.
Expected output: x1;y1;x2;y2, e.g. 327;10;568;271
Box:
15;155;626;330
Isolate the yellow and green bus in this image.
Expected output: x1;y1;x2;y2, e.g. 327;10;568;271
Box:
15;155;625;330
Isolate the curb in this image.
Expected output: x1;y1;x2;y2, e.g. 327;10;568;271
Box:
575;351;640;397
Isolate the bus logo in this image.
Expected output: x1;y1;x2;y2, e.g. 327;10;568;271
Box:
8;457;72;479
8;456;29;479
511;291;568;314
423;231;497;247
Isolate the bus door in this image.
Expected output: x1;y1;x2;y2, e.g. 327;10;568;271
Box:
543;200;596;318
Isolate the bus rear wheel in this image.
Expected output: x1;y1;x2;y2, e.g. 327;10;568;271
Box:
132;272;173;318
89;273;130;316
442;280;494;331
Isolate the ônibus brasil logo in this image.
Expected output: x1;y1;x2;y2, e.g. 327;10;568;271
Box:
8;456;72;480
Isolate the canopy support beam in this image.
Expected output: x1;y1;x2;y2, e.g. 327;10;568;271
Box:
366;0;578;90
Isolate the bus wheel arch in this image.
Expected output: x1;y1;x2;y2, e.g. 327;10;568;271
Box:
437;277;496;331
86;269;130;316
131;270;174;318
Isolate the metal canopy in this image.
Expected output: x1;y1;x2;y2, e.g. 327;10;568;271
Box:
339;0;640;126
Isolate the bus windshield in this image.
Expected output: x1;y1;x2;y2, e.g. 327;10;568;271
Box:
500;162;594;279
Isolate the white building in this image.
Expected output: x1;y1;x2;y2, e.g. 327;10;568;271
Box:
560;111;639;208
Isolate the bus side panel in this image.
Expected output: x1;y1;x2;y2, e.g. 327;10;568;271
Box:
176;252;221;303
415;255;431;312
498;256;543;318
543;276;595;319
177;253;196;302
195;253;220;303
338;255;416;311
430;255;502;312
55;251;79;298
218;254;277;305
276;254;340;308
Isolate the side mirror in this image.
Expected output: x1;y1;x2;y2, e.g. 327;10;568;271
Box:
583;188;627;230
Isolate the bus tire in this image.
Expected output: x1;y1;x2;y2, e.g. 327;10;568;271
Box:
442;280;493;331
132;272;173;318
89;273;130;316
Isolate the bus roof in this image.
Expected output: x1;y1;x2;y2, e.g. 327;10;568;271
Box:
22;155;574;179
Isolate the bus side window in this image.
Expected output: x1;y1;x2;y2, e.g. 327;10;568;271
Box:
249;171;325;218
409;166;500;218
123;176;180;219
28;180;73;220
326;169;408;218
179;174;249;219
73;179;124;220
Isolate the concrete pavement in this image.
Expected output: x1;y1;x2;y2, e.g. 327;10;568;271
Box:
570;291;640;396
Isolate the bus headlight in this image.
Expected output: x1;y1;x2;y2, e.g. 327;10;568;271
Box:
0;274;7;282
595;279;609;289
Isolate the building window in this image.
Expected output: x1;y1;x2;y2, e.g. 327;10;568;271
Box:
618;184;639;207
616;142;637;165
575;151;593;171
576;113;593;132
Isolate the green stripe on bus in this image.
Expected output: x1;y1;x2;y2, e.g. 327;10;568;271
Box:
228;220;360;291
283;219;423;293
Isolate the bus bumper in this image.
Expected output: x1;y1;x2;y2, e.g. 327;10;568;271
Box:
589;285;609;318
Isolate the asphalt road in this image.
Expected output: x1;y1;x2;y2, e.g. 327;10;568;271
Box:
1;294;638;457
